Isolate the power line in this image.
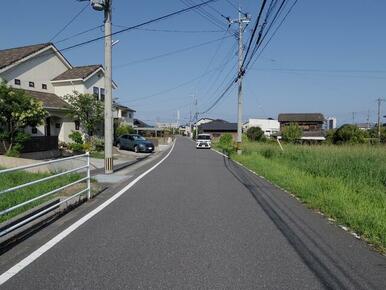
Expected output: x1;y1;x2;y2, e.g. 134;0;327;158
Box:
49;3;90;42
249;0;298;69
113;35;231;69
58;0;217;53
200;78;237;114
113;24;223;33
55;25;103;44
200;43;237;97
243;0;286;71
225;0;247;14
251;67;386;74
179;0;238;38
128;62;234;103
241;0;269;71
244;0;288;70
194;30;230;91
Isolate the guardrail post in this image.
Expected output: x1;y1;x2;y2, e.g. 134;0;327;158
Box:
86;152;91;199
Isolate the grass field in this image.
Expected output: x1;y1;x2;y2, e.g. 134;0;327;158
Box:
0;169;83;223
225;141;386;252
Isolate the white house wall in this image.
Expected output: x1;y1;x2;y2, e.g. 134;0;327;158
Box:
84;72;105;94
245;119;280;136
0;49;68;93
53;81;85;97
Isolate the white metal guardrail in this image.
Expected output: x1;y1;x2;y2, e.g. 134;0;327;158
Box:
0;153;90;237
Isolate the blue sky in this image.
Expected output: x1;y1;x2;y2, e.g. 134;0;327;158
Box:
1;0;386;125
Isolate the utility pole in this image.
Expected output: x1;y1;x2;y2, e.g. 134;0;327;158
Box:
377;98;384;139
104;0;113;174
229;11;250;154
352;112;356;125
80;0;113;174
367;110;370;130
194;96;198;138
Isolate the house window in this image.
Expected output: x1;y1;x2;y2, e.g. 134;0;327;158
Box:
55;123;61;129
100;88;105;102
75;120;80;130
93;86;99;100
14;79;21;85
42;84;47;90
29;81;35;88
31;127;37;134
128;112;132;119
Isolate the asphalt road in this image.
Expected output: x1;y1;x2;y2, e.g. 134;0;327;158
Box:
1;137;386;289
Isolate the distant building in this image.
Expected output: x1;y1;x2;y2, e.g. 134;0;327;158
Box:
278;113;326;141
133;118;152;128
325;117;337;130
156;122;178;129
356;123;373;130
198;119;237;140
195;118;214;126
243;118;280;137
113;103;135;127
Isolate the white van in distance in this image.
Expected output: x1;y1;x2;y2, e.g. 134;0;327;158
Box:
196;134;211;149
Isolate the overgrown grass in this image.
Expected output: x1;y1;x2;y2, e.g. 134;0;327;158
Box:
226;141;386;252
0;169;83;223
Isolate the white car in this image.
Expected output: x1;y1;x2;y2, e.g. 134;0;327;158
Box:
196;134;211;149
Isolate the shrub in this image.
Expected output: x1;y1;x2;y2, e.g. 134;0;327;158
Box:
69;143;84;153
68;131;84;153
325;129;335;144
90;136;104;151
218;134;234;155
69;131;83;144
246;127;264;141
281;123;302;143
116;123;134;137
333;124;366;144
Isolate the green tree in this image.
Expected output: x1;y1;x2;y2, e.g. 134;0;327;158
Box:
333;124;366;144
325;129;336;144
246;126;265;141
0;81;47;155
116;123;134;137
64;91;104;137
281;123;302;143
368;126;386;144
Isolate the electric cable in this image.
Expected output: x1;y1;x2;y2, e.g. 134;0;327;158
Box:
49;3;89;42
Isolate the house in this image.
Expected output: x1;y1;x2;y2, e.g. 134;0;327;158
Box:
243;118;279;137
113;102;135;127
195;117;214;126
156;122;179;129
356;123;374;131
198;119;237;140
325;117;337;130
133;118;151;128
278;113;326;141
0;42;133;152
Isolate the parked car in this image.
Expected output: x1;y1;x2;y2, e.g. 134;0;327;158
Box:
196;134;211;149
116;134;154;153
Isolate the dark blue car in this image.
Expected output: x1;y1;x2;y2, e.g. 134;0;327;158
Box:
116;134;154;153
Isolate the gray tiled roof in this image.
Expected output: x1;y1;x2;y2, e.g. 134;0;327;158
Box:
0;43;51;70
113;102;136;112
278;113;325;122
52;65;102;81
199;120;237;132
23;89;69;110
134;119;152;128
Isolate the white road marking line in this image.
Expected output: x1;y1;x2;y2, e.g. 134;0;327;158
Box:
0;141;176;286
